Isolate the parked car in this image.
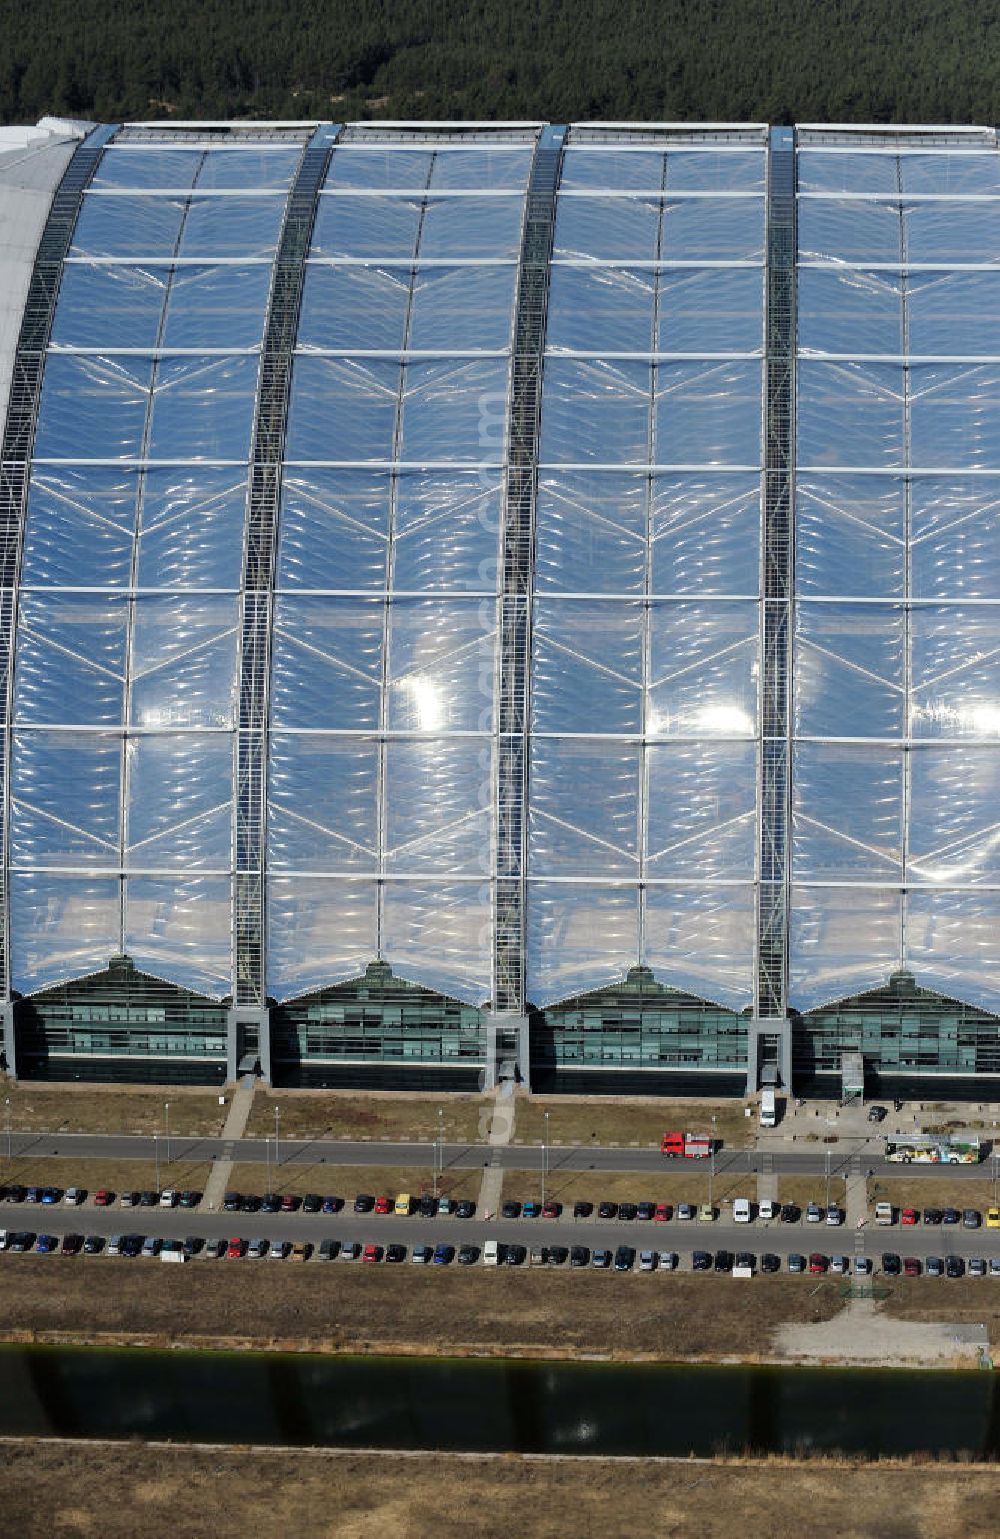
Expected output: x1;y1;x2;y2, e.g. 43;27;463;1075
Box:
521;1200;540;1219
676;1202;695;1222
418;1195;438;1218
500;1200;521;1220
547;1246;569;1266
363;1243;381;1264
63;1188;85;1207
280;1194;300;1213
597;1201;618;1220
926;1255;944;1277
573;1201;593;1219
319;1238;341;1262
260;1194;281;1214
457;1244;479;1266
808;1253;828;1274
410;1244;431;1264
455;1199;476;1219
339;1242;361;1262
246;1238;268;1258
806;1203;822;1224
758;1199;778;1222
881;1253;901;1275
902;1255;921;1276
321;1195;343;1215
226;1238;245;1259
432;1243;453;1265
374;1196;392;1215
222;1192;241;1212
590;1248;611;1268
141;1236;161;1258
761;1252;781;1273
714;1249;734;1273
945;1255;965;1278
830;1255;849;1275
900;1207;918;1227
780;1204;800;1224
657;1251;678;1271
504;1244;526;1267
386;1244;406;1264
618;1202;638;1222
301;1194;323;1214
569;1246;590;1267
653;1203;673;1223
139;1191;159;1208
353;1193;375;1214
825;1205;843;1227
613;1246;635;1272
93;1190;113;1207
697;1203;715;1223
923;1207;943;1226
82;1235;104;1255
636;1202;655;1222
853;1256;872;1275
540;1201;561;1219
179;1191;201;1209
963;1208;981;1229
941;1208;960;1226
692;1250;712;1271
159;1189;178;1208
867;1105;887;1123
969;1256;987;1277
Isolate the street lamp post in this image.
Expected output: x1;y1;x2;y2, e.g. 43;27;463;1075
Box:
825;1149;832;1209
709;1139;715;1210
154;1133;160;1194
164;1101;171;1167
542;1111;550;1208
5;1098;10;1165
993;1149;999;1208
265;1132;271;1197
435;1108;443;1201
274;1106;280;1171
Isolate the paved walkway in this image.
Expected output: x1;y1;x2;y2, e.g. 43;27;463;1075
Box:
477;1083;516;1219
203;1077;256;1212
775;1294;989;1367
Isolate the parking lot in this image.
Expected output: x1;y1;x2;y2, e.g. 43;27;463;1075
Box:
3;1179;1000;1279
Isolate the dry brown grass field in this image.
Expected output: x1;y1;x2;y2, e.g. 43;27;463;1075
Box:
0;1440;998;1539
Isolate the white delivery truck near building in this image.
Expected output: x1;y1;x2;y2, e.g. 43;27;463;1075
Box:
759;1087;776;1127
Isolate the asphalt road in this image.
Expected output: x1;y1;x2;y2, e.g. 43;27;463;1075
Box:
4;1198;1000;1270
3;1130;996;1182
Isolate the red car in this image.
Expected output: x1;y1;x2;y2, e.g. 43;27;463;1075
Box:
541;1201;561;1218
93;1190;112;1207
374;1195;392;1215
903;1256;921;1276
226;1238;245;1259
363;1242;382;1263
653;1203;673;1223
808;1253;828;1274
280;1194;299;1213
901;1207;918;1226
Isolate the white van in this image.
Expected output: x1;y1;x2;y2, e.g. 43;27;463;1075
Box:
483;1239;500;1267
759;1087;777;1127
733;1198;752;1224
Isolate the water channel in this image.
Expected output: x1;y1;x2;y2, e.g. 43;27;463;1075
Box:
1;1347;999;1457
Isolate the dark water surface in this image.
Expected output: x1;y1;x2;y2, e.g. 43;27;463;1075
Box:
1;1346;998;1457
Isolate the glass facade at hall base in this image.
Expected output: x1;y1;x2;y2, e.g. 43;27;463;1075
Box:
2;118;1000;1097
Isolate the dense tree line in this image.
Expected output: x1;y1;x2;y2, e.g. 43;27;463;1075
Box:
3;0;1000;127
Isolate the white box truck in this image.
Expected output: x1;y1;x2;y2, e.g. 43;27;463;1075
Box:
759;1087;777;1127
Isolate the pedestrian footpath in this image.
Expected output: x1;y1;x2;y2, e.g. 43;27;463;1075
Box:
203;1076;256;1212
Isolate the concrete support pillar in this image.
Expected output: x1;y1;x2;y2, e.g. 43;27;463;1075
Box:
227;1006;270;1085
0;1001;15;1080
746;1017;792;1096
483;1012;531;1092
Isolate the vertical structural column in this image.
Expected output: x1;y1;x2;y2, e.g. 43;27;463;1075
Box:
489;123;566;1088
0;122;118;1078
232;123;340;1080
751;125;796;1094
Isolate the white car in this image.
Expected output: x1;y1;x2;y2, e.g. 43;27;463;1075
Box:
159;1189;178;1208
854;1256;872;1275
63;1187;84;1207
758;1199;777;1222
825;1205;843;1226
657;1251;677;1271
268;1241;289;1260
638;1250;657;1271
